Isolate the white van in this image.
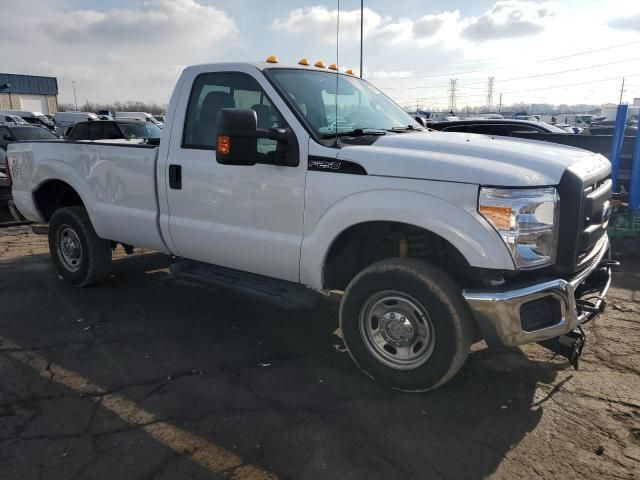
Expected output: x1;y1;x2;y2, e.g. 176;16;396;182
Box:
54;112;100;136
0;110;55;131
115;112;162;127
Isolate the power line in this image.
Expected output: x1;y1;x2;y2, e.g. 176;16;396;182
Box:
539;40;640;63
376;59;640;93
500;72;640;94
496;57;640;83
369;42;640;82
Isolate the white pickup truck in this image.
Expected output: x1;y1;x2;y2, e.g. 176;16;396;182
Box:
6;61;614;392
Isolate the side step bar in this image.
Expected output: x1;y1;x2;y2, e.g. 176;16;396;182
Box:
170;261;329;310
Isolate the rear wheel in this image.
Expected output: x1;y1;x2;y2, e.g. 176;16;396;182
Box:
340;258;474;392
48;206;112;287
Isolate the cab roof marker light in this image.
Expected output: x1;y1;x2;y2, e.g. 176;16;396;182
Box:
266;55;279;64
298;58;310;66
314;60;326;68
328;64;338;71
346;69;354;75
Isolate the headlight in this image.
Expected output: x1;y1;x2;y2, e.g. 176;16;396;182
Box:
479;187;559;269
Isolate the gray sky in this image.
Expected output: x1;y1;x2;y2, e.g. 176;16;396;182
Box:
2;0;640;109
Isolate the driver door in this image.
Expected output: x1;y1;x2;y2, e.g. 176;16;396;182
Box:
162;69;308;282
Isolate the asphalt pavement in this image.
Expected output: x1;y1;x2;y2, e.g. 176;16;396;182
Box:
0;227;638;479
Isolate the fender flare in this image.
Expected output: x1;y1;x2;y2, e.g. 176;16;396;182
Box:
300;189;514;289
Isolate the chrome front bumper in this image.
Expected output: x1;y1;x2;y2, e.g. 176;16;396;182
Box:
463;236;612;347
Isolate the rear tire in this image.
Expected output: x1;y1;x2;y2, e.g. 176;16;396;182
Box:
339;258;474;392
48;206;112;287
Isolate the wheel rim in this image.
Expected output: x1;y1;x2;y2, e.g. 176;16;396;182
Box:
359;290;436;370
56;225;83;272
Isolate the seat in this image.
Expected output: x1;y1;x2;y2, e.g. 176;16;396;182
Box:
251;104;274;130
194;91;235;147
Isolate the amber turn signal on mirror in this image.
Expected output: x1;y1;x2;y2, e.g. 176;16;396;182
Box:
217;136;231;155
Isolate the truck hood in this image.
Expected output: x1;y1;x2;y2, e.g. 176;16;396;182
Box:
338;131;607;186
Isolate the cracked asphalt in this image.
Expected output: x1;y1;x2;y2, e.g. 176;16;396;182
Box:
0;226;638;480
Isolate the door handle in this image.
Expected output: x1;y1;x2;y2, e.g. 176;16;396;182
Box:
169;164;182;189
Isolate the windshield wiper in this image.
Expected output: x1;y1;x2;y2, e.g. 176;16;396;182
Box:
387;125;424;133
321;128;387;139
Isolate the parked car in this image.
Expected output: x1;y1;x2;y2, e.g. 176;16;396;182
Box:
428;119;570;136
551;123;583;134
584;121;638;136
7;60;612;392
153;115;165;123
513;115;538;121
97;110;114;119
572;114;598;127
0;114;28;125
1;123;58;149
114;111;163;127
67;120;162;141
0;110;55;132
54;112;100;136
1;124;58;220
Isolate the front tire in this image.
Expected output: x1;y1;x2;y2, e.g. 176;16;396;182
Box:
340;258;474;392
48;206;112;287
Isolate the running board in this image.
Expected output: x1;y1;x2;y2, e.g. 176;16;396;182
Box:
170;261;329;310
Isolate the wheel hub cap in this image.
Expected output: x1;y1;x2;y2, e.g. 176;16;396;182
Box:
359;291;436;370
57;225;83;272
380;313;415;346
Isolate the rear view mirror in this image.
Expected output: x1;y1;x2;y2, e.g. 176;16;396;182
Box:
414;116;427;127
216;108;292;166
216;109;259;166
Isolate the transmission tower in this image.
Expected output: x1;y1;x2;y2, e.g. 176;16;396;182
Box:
448;79;457;113
486;77;495;111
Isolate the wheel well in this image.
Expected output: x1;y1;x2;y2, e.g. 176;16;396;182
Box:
323;222;475;291
34;180;84;222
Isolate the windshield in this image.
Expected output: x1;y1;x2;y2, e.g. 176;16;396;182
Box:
37;115;53;126
118;122;162;139
10;126;58;140
268;69;419;137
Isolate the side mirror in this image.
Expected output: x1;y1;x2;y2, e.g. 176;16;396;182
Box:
414;116;427;127
216;108;292;166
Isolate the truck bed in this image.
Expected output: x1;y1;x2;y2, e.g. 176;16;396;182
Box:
8;140;168;252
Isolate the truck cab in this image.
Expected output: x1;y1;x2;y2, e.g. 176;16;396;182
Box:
6;61;613;392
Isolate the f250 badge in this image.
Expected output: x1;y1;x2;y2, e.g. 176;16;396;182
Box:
309;159;341;170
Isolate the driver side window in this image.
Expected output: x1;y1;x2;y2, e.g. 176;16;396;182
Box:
182;72;286;153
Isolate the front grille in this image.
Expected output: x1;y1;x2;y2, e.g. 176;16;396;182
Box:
555;158;611;274
577;178;611;265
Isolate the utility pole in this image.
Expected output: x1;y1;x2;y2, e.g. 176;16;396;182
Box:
448;79;457;114
72;80;78;110
619;77;626;105
359;0;363;78
498;93;503;113
486;77;495;111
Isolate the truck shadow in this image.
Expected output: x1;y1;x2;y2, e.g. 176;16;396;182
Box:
0;252;562;480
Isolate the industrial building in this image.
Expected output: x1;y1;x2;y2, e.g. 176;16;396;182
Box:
0;73;58;114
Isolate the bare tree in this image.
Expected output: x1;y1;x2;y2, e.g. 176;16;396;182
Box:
59;101;167;115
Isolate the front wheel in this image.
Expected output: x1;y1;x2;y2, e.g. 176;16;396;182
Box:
339;258;474;392
48;206;112;287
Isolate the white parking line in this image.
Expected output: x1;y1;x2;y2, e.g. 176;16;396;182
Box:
1;336;276;480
